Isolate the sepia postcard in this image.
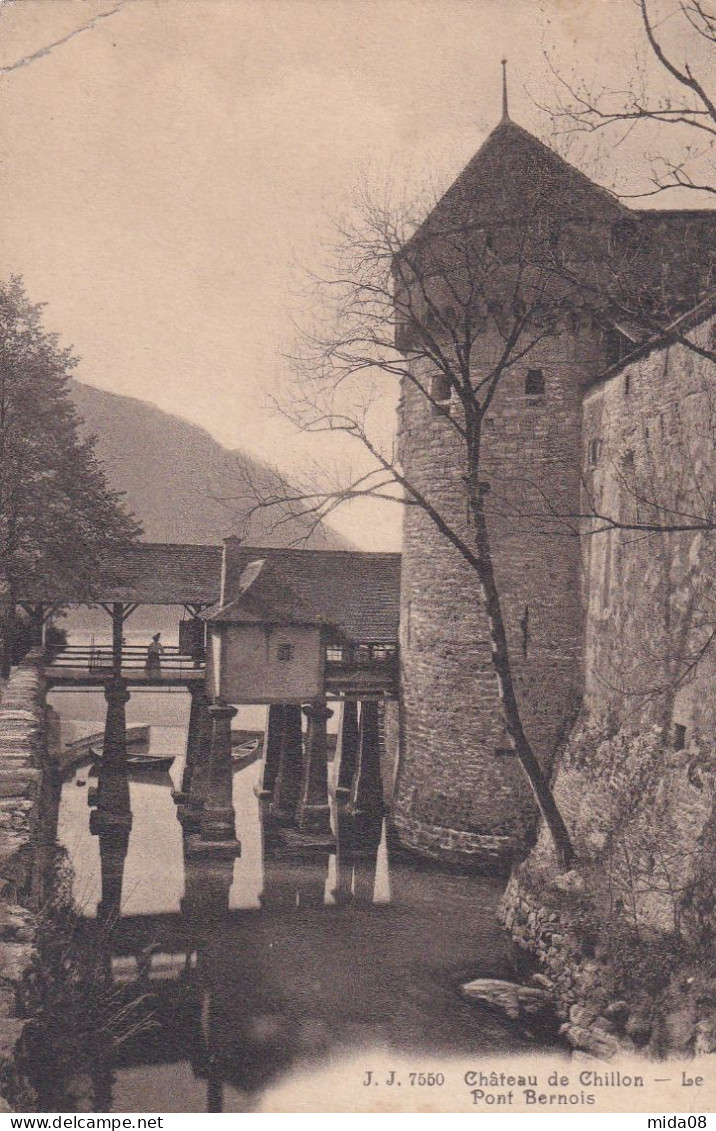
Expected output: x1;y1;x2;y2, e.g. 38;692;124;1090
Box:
0;0;713;1118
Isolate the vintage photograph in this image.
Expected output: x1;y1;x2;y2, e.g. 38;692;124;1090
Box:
0;0;713;1116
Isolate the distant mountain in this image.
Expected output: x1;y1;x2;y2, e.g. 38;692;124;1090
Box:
69;380;350;550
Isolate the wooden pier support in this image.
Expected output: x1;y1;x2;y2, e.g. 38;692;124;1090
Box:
187;701;241;859
259;703;285;799
296;701;334;842
335;699;359;800
347;699;384;819
269;704;304;824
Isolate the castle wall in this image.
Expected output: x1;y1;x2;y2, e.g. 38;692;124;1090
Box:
393;325;605;865
499;324;714;1057
581;318;714;739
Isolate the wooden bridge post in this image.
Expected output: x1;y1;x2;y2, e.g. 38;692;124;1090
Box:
259;703;285;799
347;699;384;819
187;701;241;858
296;701;334;841
335;698;359;800
269;704;304;824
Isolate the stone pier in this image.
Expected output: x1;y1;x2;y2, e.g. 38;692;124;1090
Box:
101;676;130;766
348;699;384;819
335;699;359;801
174;681;210;806
186;701;241;860
269;704;304;825
179;685;214;832
296;701;334;844
259;703;285;799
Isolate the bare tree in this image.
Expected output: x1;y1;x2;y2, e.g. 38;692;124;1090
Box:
238;192;580;869
541;1;716;364
545;0;715;201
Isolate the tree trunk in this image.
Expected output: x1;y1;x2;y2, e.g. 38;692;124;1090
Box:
471;497;575;870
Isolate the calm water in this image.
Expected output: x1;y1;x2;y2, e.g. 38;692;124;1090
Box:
53;690;541;1114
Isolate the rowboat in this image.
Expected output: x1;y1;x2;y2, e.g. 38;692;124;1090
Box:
232;737;262;768
90;748;175;773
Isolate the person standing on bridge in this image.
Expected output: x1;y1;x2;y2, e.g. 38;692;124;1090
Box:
145;632;164;677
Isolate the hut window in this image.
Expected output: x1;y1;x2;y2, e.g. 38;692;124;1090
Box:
673;723;687;751
325;645;343;663
525;368;545;395
624;374;631;395
277;642;294;662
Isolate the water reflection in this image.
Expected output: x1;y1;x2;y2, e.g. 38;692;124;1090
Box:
57;719;542;1114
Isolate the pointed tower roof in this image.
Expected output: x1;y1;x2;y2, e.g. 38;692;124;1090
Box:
406;116;630;253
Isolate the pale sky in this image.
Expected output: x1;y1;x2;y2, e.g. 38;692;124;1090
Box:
0;0;709;549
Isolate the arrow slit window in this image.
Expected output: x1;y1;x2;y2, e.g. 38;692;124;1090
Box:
429;374;452;416
525;368;545;395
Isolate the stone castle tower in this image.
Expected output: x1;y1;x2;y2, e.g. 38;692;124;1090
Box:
391;107;715;867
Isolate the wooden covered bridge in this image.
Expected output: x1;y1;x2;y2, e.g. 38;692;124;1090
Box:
35;542;223;687
33;539;401;860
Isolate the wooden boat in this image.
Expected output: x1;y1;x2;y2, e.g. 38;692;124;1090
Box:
90;748;175;773
232;737;262;768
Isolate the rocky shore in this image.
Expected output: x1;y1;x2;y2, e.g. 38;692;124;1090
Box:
493;720;715;1062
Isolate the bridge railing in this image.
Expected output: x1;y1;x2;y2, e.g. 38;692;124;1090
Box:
324;643;399;695
47;644;206;674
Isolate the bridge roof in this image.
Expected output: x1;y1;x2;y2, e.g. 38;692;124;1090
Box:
206;546;401;643
91;542;223;605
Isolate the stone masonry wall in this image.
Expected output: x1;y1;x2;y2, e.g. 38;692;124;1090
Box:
500;323;715;1058
0;655;57;1111
393;323;605;865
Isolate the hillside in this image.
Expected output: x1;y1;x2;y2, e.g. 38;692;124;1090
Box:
69;380;348;549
